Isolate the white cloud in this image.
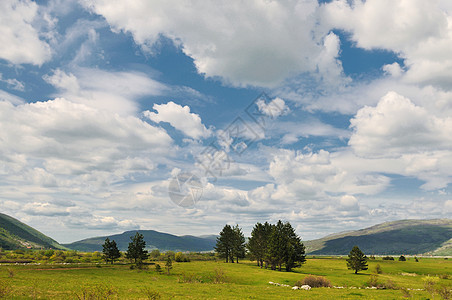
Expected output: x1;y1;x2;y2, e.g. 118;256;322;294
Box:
144;101;211;140
349;91;452;158
0;0;51;65
0;98;173;185
44;68;167;114
322;0;452;89
81;0;345;87
256;97;290;118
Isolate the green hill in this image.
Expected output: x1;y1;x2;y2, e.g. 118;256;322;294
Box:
304;219;452;255
64;230;217;252
0;213;66;250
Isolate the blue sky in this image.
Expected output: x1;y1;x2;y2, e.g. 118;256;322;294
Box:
1;0;451;243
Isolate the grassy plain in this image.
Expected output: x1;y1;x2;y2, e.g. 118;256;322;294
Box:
0;256;451;299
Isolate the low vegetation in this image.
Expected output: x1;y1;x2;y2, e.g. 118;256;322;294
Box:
0;256;450;299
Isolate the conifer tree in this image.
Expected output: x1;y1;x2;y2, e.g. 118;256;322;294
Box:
346;246;368;274
102;237;121;264
126;232;149;267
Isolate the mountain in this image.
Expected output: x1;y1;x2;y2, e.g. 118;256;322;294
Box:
0;213;66;250
304;219;452;256
64;230;217;252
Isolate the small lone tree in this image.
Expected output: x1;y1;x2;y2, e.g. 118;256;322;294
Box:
126;232;149;267
102;238;121;264
346;246;368;274
165;255;173;275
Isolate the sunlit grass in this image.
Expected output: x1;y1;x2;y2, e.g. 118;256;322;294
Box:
0;257;450;299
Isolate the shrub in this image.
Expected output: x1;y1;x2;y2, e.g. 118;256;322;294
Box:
374;264;383;274
142;287;161;300
366;274;379;287
382;256;394;261
0;280;11;298
296;275;332;288
7;268;14;278
437;285;451;300
74;284;117;300
212;267;227;284
178;272;202;283
366;275;397;290
155;264;162;274
398;255;406;261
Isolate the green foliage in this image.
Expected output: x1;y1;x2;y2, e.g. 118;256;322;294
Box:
374;263;383;274
102;238;121;264
141;287;161;299
165;255;173;275
175;252;190;262
398;255;406;261
211;267;228;284
346;246;368;274
247;222;272;268
215;225;234;263
154;263;162;274
126;232;149;267
231;225;246;263
266;220;306;271
150;249;160;259
74;284;117;300
297;275;332;288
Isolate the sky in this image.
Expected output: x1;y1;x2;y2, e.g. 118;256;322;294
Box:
1;0;452;244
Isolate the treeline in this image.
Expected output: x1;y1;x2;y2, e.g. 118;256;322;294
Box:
215;220;306;272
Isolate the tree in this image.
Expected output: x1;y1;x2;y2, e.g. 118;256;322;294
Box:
282;222;306;272
267;220;287;271
215;225;234;263
102;238;121;264
126;232;149;267
346;246;368;274
398;255;406;261
165;255;173;275
247;222;272;268
232;225;246;263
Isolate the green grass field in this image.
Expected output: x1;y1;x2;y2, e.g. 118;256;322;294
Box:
1;257;451;299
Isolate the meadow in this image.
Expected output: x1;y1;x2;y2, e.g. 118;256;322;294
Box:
0;256;451;299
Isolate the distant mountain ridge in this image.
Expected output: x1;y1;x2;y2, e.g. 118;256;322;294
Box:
304;219;452;256
63;230;217;252
0;213;66;250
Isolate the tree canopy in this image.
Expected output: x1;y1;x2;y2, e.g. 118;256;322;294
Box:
346;245;368;274
125;232;149;266
102;237;121;264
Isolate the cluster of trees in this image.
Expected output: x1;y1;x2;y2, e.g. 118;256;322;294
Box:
215;221;306;272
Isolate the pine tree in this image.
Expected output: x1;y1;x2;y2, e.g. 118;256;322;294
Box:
247;222;272;268
215;225;234;263
102;238;121;264
126;232;149;267
282;222;306;271
267;220;286;271
346;246;368;274
165;255;173;275
232;225;246;263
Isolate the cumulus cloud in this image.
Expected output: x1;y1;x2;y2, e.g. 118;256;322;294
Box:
322;0;452;89
144;101;211;139
349;91;452;157
81;0;345;87
0;0;52;65
0;98;173;187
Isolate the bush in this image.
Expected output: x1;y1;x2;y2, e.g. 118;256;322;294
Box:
74;284;117;300
212;267;227;284
374;264;383;274
398;255;406;261
142;287;161;300
0;280;11;298
382;256;394;261
296;275;332;288
178;272;202;283
366;275;397;290
437;285;451;300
